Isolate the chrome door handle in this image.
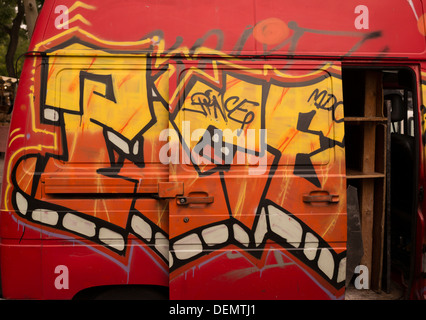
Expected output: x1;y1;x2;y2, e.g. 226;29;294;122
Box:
303;191;339;204
177;196;214;205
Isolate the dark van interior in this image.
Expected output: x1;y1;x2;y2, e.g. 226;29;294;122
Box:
342;66;419;298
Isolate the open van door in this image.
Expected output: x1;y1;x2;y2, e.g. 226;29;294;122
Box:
342;65;425;299
417;63;426;300
381;65;424;299
167;60;347;299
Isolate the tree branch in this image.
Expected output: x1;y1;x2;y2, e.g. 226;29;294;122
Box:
5;0;25;78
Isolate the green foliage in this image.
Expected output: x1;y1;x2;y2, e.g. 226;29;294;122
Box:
0;0;44;78
0;1;17;31
0;34;29;78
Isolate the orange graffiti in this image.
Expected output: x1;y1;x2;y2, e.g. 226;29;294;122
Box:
253;18;291;45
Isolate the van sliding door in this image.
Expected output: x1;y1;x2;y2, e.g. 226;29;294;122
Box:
168;60;347;299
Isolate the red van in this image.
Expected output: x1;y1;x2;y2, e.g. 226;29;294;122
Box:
0;0;424;299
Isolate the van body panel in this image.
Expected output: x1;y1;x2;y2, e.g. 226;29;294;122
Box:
32;0;426;58
168;60;346;299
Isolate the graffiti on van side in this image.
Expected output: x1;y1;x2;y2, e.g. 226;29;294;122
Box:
308;88;345;123
184;89;259;131
7;1;404;296
4;37;346;295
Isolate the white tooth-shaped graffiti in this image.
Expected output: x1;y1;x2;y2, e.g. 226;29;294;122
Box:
169;252;174;268
318;248;334;280
337;257;346;283
132;140;139;155
268;205;303;247
32;209;59;226
63;213;96;237
201;224;229;246
155;232;169;262
16;192;28;215
131;215;152;242
254;207;268;246
303;232;319;260
43;108;59;122
212;133;220;142
107;131;129;154
173;233;203;260
166;203;345;289
233;223;249;247
99;227;125;251
220;146;230;156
